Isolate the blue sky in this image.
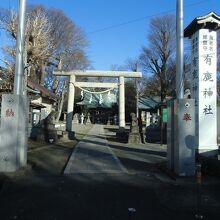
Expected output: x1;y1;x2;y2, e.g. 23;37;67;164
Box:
0;0;219;69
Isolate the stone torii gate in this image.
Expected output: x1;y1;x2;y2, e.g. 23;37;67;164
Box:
53;70;142;131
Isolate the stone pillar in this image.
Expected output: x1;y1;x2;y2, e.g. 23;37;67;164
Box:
167;99;196;176
190;29;218;153
119;76;125;128
173;99;196;176
141;111;145;122
145;112;151;127
87;113;91;124
66;75;75;131
0;94;28;172
81;113;84;125
184;12;220;155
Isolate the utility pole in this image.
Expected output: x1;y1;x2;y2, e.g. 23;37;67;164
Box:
135;63;139;119
14;0;26;95
0;0;28;172
176;0;184;98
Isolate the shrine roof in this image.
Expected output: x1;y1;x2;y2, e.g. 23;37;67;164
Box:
76;92;117;108
27;79;59;101
138;97;160;110
184;12;220;38
138;96;173;110
30;102;47;109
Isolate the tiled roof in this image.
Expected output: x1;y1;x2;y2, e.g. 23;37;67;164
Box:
27;79;59;101
138;96;173;109
138;97;160;110
184;12;220;37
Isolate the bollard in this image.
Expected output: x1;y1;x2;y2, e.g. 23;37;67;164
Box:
195;163;203;219
128;208;136;220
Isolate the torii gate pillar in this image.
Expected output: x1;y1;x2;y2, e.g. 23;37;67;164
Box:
119;76;125;128
66;75;75;131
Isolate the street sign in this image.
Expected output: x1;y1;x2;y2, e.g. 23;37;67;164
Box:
162;108;168;123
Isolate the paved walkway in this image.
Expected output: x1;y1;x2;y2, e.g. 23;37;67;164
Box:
64;124;128;174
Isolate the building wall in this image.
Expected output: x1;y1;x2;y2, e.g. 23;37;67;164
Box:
31;97;42;104
31;96;55;117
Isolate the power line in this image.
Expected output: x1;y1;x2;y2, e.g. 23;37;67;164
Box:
88;0;211;35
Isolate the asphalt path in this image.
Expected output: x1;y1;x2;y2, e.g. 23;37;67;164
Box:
64;124;127;174
0;124;220;220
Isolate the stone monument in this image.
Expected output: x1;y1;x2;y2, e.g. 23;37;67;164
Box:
44;110;58;143
184;12;220;154
128;113;141;144
73;113;79;124
0;94;28;172
86;112;91;124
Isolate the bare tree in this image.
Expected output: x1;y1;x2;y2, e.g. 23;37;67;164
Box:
110;58;144;120
0;6;53;84
44;8;90;121
140;14;176;103
0;5;90;121
26;7;53;65
0;8;18;38
46;8;89;71
126;57;147;97
0;6;89;83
